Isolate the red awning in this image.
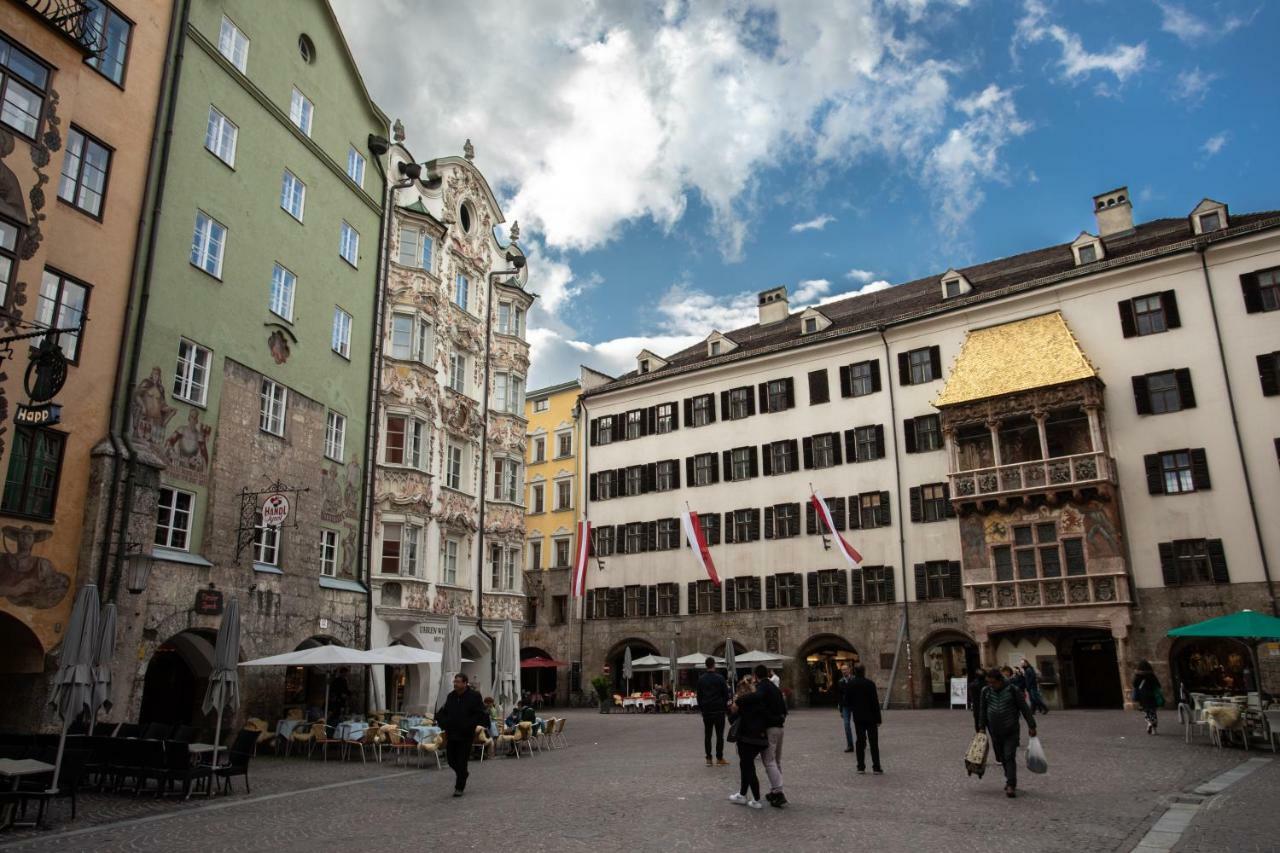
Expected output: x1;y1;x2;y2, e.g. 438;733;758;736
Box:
521;656;568;668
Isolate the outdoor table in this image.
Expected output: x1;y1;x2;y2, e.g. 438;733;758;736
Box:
676;696;696;710
622;698;638;711
0;758;54;829
182;745;224;798
276;719;307;740
409;725;441;743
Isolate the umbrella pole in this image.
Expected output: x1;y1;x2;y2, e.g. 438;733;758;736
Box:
214;705;224;755
324;670;332;722
49;717;70;793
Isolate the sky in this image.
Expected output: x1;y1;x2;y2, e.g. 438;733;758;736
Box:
333;0;1280;389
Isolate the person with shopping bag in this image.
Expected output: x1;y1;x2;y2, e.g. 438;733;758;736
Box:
977;668;1036;798
1132;660;1163;735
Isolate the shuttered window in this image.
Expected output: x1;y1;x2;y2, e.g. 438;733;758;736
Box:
846;425;885;462
840;359;881;397
914;561;962;600
899;346;942;385
656;583;679;615
808;369;830;405
1240;268;1280;313
1258;352;1280;397
769;572;803;608
910;483;954;523
1159;539;1229;586
856;565;894;604
1118;291;1180;337
1132;369;1196;415
1144;449;1210;495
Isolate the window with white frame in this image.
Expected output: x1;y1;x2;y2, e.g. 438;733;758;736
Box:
440;538;460;584
453;273;469;310
259;378;286;436
553;537;571;568
269;263;296;321
396;225;433;270
448;352;467;393
331;307;352;358
445;441;464;490
217;16;249;72
489;544;518;591
556;431;572;458
533;398;549;413
280;170;305;221
346;146;365;188
531;436;545;463
252;511;279;565
154;486;194;550
339;222;359;266
289;87;313;136
494;372;524;414
555;478;572;510
204;106;237;166
389;312;431;362
190;211;226;277
172;339;211;405
492;457;521;502
319;529;338;577
384;414;426;468
381;521;421;576
325;411;346;461
497;301;525;337
530;482;544;513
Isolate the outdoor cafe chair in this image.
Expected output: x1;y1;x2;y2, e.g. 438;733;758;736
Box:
142;723;173;742
381;727;414;765
417;733;445;769
343;726;380;763
310;723;342;761
1180;703;1211;743
536;718;555;751
128;739;168;796
497;722;534;759
1263;709;1280;753
206;729;258;795
288;721;320;757
160;740;204;798
471;725;493;761
18;748;88;827
550;717;567;748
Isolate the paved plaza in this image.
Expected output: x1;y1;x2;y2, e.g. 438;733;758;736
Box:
1;708;1275;853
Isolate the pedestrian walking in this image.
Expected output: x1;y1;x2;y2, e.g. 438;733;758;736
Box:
835;663;856;753
727;674;767;810
977;668;1037;798
1021;659;1049;715
968;668;986;732
847;665;883;774
436;673;487;797
697;656;731;767
1133;660;1162;735
737;663;788;807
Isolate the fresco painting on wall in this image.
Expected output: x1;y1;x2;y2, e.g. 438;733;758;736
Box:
165;408;213;485
0;525;69;609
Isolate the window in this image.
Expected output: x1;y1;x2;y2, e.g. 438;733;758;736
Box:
625;409;643;440
596;470;615;500
396;225;433;270
1133;294;1166;335
1077;243;1097;264
639;359;650;374
861;565;893;604
496;302;525;337
815;569;842;605
691;395;713;427
732;578;756;611
1243;268;1280;313
770;503;800;538
529;540;542;571
532;437;546;463
811;434;835;469
555;479;571;510
339;222;359;266
554;537;572;568
996;523;1071;580
440;538;459;584
445;442;464;489
331;307;352;358
490;545;517;591
906;414;942;453
698;512;720;546
851;425;883;462
657;518;680;549
695;580;719;613
912;483;950;523
454;273;469;310
269;263;296;321
204;106;238;166
289;87;313;136
730;509;754;543
0;218;18;306
280;170;306;221
709;340;721;356
259;378;286;436
943;279;963;298
190;211;226;277
856;491;890;529
494;372;524;414
804;317;818;333
448;352;467;393
1199;211;1222;233
347;146;365;187
765;378;792;412
727;387;752;420
84;0;132;85
808;369;830;405
903;346;940;385
154;487;193;550
730;447;754;482
1;427;64;519
595;415;613;445
1145;448;1209;495
911;561;960;600
775;573;803;608
320;529;338;577
389;312;431;362
690;454;715;487
657;583;678;616
252;511;279;566
529;482;544;513
843;359;879;397
624;466;643;496
298;34;314;63
655;403;675;434
58;127;110;217
551;594;567;625
325;411;346;461
35;270;88;361
593;527;614;557
0;36;48;138
768;441;796;475
173;339;211;405
533;398;549;413
655;460;677;491
1134;369;1195;415
1160;539;1228;587
384;415;425;468
217;16;249;72
557;432;572;458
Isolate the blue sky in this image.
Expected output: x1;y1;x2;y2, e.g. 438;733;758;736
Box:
336;0;1279;388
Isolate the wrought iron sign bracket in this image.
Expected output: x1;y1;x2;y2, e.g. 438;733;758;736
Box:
235;480;310;563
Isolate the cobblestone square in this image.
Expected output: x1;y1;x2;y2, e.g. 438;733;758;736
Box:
1;708;1274;853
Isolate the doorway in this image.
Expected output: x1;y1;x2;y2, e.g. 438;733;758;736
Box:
140;630;216;726
798;634;859;706
923;636;979;708
1070;636;1123;708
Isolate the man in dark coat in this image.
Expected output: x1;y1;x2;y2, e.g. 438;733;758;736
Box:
847;666;883;774
835;663;857;753
696;657;731;766
436;674;487;797
1021;659;1049;715
978;668;1037;798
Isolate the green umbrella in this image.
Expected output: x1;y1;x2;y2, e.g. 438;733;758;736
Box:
1167;609;1280;692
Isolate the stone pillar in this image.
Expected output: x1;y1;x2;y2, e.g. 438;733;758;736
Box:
1084;406;1102;453
1033;410;1049;460
986;418;1002;467
943;427;958;474
1113;622;1135;710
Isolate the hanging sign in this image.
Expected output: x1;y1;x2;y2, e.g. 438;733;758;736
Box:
14;403;61;426
261;492;290;527
194;588;224;616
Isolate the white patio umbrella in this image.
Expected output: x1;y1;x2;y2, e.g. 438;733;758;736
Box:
735;650;792;666
435;614;462;713
203;597;241;751
88;602;117;734
240;643;369;721
491;619;518;711
623;646;633;696
49;583;99;792
676;652;723;669
629;654;670;671
668;639;679;696
365;645;445;665
724;640;737;691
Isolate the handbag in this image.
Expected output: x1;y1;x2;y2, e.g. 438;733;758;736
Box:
964;731;989;778
726;718;740;743
1154;686;1166;708
1025;736;1048;774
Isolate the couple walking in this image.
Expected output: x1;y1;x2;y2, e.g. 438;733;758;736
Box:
698;659;788;809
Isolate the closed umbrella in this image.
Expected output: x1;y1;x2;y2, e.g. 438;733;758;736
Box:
491;619;518;712
623;645;633;696
724;640;737;692
49;583;99;792
669;638;679;699
203;597;241;752
88;603;117;734
435;614;461;712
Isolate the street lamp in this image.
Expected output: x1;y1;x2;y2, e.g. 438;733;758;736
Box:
120;542;155;595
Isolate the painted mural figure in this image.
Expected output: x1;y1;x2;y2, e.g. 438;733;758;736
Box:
131;367;175;445
166;408;212;479
0;525;69;608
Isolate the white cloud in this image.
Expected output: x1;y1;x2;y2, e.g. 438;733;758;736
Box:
845;268;877;283
818;279;895;305
790;214;835;233
792;278;832;303
1015;0;1147;83
1172;67;1220;106
1157;2;1251;44
1201;131;1229;157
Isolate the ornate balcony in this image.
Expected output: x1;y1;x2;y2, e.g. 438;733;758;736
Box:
949;450;1115;505
22;0;101;52
966;571;1131;613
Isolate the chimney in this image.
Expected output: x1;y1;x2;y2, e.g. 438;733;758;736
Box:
757;285;789;325
1092;186;1134;238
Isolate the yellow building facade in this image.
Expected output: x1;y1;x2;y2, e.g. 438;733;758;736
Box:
524;380;581;586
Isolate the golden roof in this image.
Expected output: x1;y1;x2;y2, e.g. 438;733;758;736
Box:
934;312;1097;407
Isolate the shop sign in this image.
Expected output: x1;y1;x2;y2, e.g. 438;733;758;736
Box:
950;677;968;708
261;493;290;527
416;625;446;635
14;403;61;426
194;589;224;616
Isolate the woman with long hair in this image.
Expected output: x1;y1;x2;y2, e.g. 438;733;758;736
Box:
1133;660;1162;735
727;674;767;810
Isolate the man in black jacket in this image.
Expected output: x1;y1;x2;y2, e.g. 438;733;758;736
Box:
847;666;883;774
437;673;487;797
978;668;1037;798
696;657;731;766
835;663;856;753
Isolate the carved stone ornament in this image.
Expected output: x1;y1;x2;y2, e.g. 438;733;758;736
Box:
376;468;432;512
443;393;483;439
435;489;479;532
481;594;524;621
380;364;440;413
941;378;1106;431
485;505;526;540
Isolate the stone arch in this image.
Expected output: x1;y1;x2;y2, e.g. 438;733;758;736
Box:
139;628;218;727
520;646;558;699
797;633;860;707
606;637;660;693
0;611;44;674
919;628;980;708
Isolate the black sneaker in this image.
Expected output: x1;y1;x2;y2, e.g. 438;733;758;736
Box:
453;789;464;798
844;747;854;753
856;767;865;774
769;792;787;808
872;768;884;774
764;792;778;806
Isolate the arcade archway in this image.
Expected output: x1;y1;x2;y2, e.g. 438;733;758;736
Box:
1169;636;1256;696
140;629;217;726
607;638;659;693
283;636;350;718
921;631;979;708
520;646;559;700
798;634;859;706
0;612;44;674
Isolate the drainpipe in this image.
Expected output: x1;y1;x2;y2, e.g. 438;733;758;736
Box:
1196;245;1277;616
879;326;916;709
107;0;192;602
576;393;589;698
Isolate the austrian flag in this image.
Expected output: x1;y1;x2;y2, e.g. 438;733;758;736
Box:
811;491;863;568
680;510;720;586
571;519;592;598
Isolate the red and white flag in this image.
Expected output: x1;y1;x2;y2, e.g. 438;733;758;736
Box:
810;491;862;568
680;510;720;586
571;520;592;597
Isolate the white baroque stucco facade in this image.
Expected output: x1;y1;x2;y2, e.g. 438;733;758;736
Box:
571;189;1280;709
370;136;533;713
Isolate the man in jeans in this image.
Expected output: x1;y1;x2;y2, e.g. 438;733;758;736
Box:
754;664;788;807
696;657;731;766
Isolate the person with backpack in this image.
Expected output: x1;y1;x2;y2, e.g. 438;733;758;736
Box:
1133;660;1162;735
977;668;1036;798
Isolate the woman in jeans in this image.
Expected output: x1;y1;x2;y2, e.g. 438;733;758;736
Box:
1133;660;1161;735
727;675;767;810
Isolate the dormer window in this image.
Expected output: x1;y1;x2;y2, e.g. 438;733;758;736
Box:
1071;232;1104;266
1189;199;1228;236
939;269;972;299
1078;244;1097;264
1198;211;1221;233
709;340;721;356
943;279;962;298
640;359;650;374
803;317;817;334
635;348;668;374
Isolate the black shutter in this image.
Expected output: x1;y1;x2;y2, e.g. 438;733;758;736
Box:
929;346;942;380
1132;375;1152;415
613;416;625;442
763;506;775;539
835;570;849;605
879;492;891;526
1190;448;1211;490
1175;368;1196;409
646;406;657;435
946;561;962;599
826;432;841;465
724;512;736;544
1162;291;1181;329
1207;539;1229;583
766;575;777;609
647;586;657;616
748;509;761;541
646;521;658;552
724;577;736;612
643;463;656;494
586;589;595;619
668;401;678;432
590;419;599;446
847;495;861;530
745;389;755;417
685;456;695;486
898;352;911;386
1159;542;1177;586
758;382;769;413
671;459;681;489
839;365;853;398
874;424;886;459
806;502;817;534
784;377;796;409
1241;272;1263;313
707;395;716;424
720;390;731;418
711;583;723;613
903;419;917;453
710;455;719;485
749;446;759;478
844;429;857;463
884;569;895;604
749;578;762;610
850;568;864;605
909;487;923;522
1144;454;1164;495
914;564;927;600
1258;354;1279;396
688;581;699;614
807;572;819;607
722;450;732;482
683;398;693;427
762;443;774;476
944;484;956;517
589;473;599;501
870;360;882;392
1118;299;1137;338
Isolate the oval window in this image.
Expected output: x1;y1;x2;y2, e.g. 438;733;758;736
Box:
299;34;315;64
460;202;473;233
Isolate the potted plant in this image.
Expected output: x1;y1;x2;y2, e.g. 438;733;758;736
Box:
591;676;612;714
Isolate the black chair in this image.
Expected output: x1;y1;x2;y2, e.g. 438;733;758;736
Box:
171;725;197;744
159;740;207;798
113;723;142;739
22;748;89;825
142;723;173;741
131;739;168;796
207;729;258;795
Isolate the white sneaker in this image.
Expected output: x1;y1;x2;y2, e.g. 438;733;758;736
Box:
747;799;764;810
728;793;747;804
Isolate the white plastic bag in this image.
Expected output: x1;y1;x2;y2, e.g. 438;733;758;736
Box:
1025;735;1048;774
